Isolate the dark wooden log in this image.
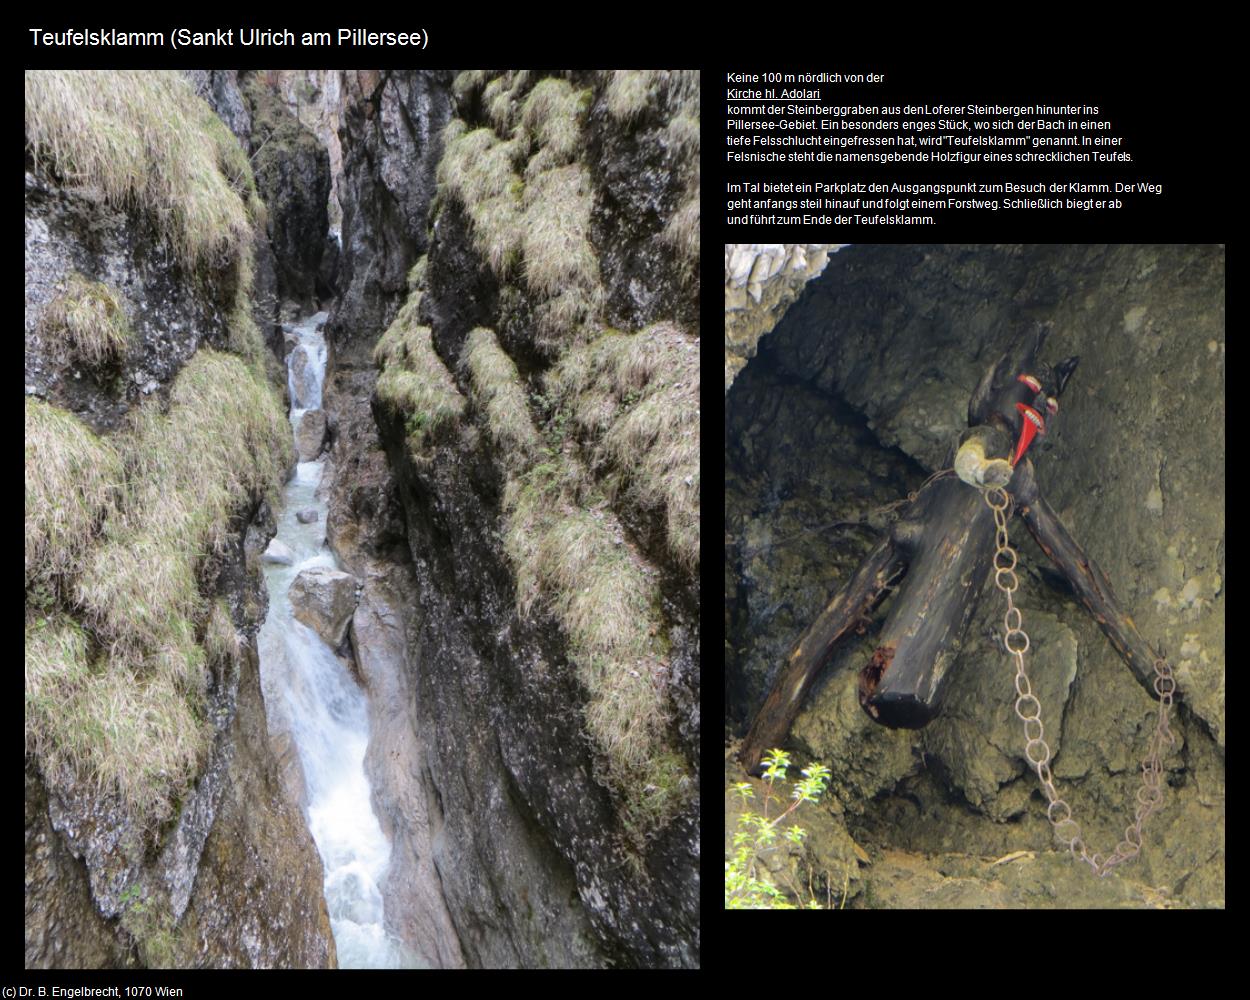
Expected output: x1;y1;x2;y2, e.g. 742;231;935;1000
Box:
1010;460;1164;699
738;533;907;774
859;475;997;728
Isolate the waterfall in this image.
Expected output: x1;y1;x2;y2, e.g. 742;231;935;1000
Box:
258;312;422;969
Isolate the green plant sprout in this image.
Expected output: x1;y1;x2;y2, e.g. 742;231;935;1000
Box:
726;748;832;909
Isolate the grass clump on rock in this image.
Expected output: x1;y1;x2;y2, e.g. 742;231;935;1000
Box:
463;328;541;465
435;121;526;277
74;350;291;655
39;273;135;367
25;399;122;591
603;70;667;122
25;70;263;273
26;351;290;830
374;296;465;454
548;324;700;573
26;614;210;831
503;457;690;843
520;78;590;164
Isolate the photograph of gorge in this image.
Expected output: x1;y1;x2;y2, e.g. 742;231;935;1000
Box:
25;69;700;969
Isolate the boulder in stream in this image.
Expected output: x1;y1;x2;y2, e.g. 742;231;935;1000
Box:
289;567;359;648
295;408;327;460
296;508;319;524
262;538;296;565
289;344;319;409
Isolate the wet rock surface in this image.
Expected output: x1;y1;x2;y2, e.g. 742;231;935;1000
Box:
727;243;1225;908
295;408;327;460
289;566;359;649
289;344;320;407
262;538;295;565
328;71;454;368
176;643;337;968
242;75;330;311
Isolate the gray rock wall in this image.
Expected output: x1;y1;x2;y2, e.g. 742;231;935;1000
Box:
327;70;454;367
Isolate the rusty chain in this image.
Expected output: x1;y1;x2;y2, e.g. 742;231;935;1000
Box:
981;486;1177;877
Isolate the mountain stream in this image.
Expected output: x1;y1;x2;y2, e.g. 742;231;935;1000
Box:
257;312;420;969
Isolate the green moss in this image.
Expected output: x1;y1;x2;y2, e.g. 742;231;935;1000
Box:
463;327;540;465
407;254;428;292
39;273;135;367
25;70;258;272
25;399;122;588
241;75;321;182
119;886;183;968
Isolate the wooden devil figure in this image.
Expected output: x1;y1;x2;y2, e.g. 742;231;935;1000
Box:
739;325;1172;773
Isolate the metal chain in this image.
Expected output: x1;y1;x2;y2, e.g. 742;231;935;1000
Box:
981;486;1177;877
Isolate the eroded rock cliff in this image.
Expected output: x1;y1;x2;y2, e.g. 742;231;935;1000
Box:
322;70;700;967
24;69;335;968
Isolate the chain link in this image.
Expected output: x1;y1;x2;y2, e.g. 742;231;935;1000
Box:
981;487;1176;877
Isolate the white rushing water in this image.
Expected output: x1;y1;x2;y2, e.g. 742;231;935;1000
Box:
258;312;419;969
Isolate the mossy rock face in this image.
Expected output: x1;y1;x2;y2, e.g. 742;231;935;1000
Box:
25;71;269;431
346;70;701;965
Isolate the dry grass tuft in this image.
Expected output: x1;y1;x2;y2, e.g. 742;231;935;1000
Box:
30;350;289;830
26;614;210;829
663;187;700;269
547;325;700;572
452;70;488;107
604;70;668;122
501;455;690;839
25;70;261;273
521;164;597;298
39;273;135;367
74;350;292;656
520;78;590;164
374;298;465;453
25;399;122;589
463;328;540;464
436;125;526;277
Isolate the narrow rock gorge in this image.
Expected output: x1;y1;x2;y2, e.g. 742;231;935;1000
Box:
26;69;699;969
